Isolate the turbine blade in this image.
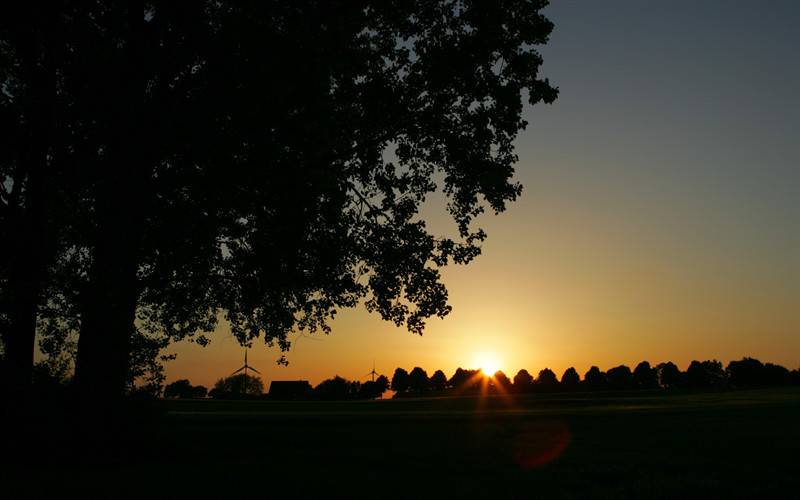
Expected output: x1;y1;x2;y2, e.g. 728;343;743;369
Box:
232;366;246;375
248;366;261;374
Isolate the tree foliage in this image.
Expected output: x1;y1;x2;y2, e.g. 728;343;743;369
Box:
430;369;448;391
450;367;481;391
492;370;512;390
633;361;658;389
210;374;264;399
560;367;580;389
584;366;606;390
391;367;410;393
1;0;559;397
164;379;207;399
408;366;429;394
656;361;683;389
513;369;534;391
536;368;559;389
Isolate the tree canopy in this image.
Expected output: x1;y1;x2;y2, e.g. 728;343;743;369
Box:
1;1;558;398
210;374;264;399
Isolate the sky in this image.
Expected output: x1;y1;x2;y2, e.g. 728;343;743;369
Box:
166;0;800;388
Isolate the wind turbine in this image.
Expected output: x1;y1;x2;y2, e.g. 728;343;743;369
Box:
365;360;379;382
232;349;261;395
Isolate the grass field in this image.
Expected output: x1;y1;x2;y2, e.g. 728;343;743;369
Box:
6;387;800;498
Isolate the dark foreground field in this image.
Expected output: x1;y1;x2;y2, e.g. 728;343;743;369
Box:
5;388;800;499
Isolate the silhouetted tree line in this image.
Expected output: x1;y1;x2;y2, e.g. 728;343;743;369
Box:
174;372;391;401
388;358;800;396
312;374;390;401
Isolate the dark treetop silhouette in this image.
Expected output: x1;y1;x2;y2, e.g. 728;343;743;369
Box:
0;1;557;399
380;357;800;398
187;357;796;401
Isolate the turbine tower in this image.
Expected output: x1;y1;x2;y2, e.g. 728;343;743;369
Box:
365;360;379;382
232;349;261;394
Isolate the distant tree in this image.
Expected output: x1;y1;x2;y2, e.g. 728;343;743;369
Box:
348;380;362;397
314;376;352;400
763;363;791;386
584;366;606;390
164;379;194;399
430;370;448;391
606;365;633;390
536;368;559;390
791;369;800;386
513;369;534;393
360;374;390;399
632;361;658;389
727;358;765;387
493;371;512;391
164;380;207;399
686;360;726;388
210;374;264;399
656;362;683;389
191;385;208;399
391;368;410;393
408;367;429;394
450;368;481;391
560;367;580;390
375;375;390;394
359;381;379;399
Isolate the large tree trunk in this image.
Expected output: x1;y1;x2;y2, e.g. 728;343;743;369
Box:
73;204;141;399
1;10;57;395
73;0;146;401
3;215;45;392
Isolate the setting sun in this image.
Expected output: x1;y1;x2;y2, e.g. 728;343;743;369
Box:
474;353;502;376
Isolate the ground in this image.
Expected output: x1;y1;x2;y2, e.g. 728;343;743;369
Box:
5;388;799;498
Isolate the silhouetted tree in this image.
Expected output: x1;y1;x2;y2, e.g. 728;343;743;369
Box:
10;1;558;400
493;371;513;391
408;367;429;394
633;361;658;389
391;368;410;393
727;358;765;387
164;379;194;399
210;374;264;399
164;379;207;399
375;375;390;394
191;385;208;399
560;367;581;390
430;370;448;391
0;3;78;393
536;368;559;391
450;368;481;392
791;369;800;386
763;363;791;386
686;360;726;388
314;376;352;400
724;358;789;388
656;362;683;389
360;374;390;399
513;369;534;393
584;366;607;390
606;365;633;390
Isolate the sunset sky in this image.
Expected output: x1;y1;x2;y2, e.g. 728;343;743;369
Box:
166;0;800;388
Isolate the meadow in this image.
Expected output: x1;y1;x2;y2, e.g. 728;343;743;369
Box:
6;387;799;499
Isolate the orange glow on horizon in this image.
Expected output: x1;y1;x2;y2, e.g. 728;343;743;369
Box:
473;352;502;377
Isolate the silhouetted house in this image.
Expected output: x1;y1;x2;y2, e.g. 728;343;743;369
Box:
268;380;313;400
